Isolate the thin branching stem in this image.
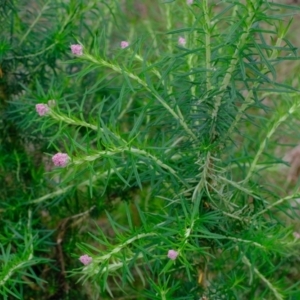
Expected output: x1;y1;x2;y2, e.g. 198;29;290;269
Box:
83;54;197;140
242;255;284;300
244;100;300;183
18;0;51;47
28;168;121;204
203;0;211;92
192;152;211;202
0;210;34;287
93;233;156;263
210;0;257;140
252;193;300;219
224;34;286;143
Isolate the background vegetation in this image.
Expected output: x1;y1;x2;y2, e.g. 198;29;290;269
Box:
1;0;300;299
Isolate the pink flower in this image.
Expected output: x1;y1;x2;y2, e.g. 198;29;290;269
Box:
293;232;300;239
36;103;49;116
187;0;193;4
120;41;129;49
178;37;186;46
79;254;92;265
167;249;178;260
71;44;83;56
52;153;70;167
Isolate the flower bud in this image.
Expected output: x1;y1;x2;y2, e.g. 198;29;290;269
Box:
71;44;83;56
178;37;186;46
167;249;179;260
36;103;49;116
79;254;92;265
120;41;129;49
52;153;70;167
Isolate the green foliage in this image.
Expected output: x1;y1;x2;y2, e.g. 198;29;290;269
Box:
1;0;300;299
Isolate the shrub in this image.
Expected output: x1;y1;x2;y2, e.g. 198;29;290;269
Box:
1;0;300;299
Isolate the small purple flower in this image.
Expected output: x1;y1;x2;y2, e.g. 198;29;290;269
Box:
167;249;178;260
36;103;49;116
120;41;129;49
178;37;186;46
79;254;92;265
52;153;70;167
187;0;193;5
71;44;83;56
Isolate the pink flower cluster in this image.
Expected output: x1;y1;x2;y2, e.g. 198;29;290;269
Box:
71;40;130;55
71;44;83;56
36;103;49;116
79;254;92;265
187;0;193;5
120;41;129;49
178;37;186;46
52;153;70;167
167;249;178;260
